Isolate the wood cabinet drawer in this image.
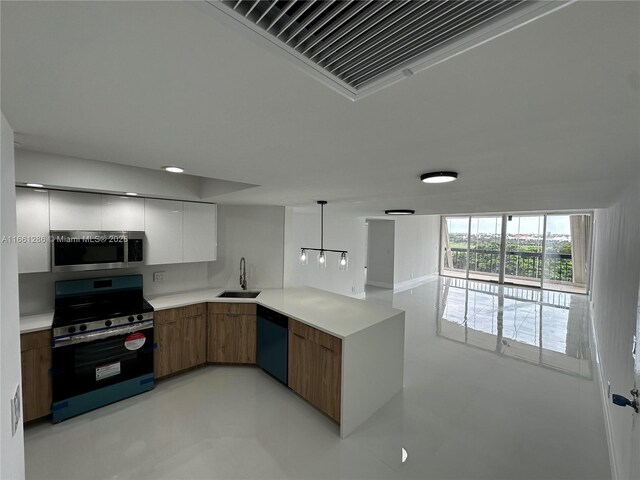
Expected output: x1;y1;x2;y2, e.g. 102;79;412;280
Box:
156;304;205;324
207;302;256;315
289;319;341;352
20;330;51;352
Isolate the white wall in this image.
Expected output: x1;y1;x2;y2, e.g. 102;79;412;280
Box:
19;263;210;315
591;183;640;480
1;114;26;479
208;205;285;289
366;220;395;288
284;207;366;297
393;215;440;287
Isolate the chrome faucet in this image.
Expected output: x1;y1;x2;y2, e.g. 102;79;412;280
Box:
239;257;247;290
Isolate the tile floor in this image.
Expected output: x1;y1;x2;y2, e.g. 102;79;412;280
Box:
24;277;611;479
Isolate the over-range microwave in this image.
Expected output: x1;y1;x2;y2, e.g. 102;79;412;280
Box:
51;231;144;272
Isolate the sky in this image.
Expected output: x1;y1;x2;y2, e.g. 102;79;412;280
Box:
447;215;574;235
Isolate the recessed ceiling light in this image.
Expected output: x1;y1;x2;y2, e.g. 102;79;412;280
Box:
162;166;184;173
385;209;415;215
420;171;458;184
33;189;48;193
125;192;138;196
26;183;44;188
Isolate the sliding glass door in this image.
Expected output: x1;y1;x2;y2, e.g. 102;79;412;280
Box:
441;217;469;279
468;216;502;282
440;212;591;293
544;214;591;293
504;215;544;288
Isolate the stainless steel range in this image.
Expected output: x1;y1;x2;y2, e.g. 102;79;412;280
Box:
51;274;155;423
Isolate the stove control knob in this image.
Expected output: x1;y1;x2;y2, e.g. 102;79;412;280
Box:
137;314;144;321
105;320;112;327
79;324;87;332
68;326;76;334
128;316;134;323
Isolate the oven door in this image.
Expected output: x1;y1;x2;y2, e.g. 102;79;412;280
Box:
51;231;129;272
52;322;154;402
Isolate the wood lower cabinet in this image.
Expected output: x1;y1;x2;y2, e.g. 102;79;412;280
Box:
207;303;256;364
20;330;52;422
288;319;342;423
155;304;206;378
181;314;207;370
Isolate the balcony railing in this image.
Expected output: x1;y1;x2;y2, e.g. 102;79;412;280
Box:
445;248;573;283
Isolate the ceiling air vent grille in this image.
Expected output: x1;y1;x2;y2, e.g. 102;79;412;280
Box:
205;0;569;100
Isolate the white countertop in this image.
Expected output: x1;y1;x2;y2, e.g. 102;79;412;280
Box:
20;287;403;339
20;312;54;334
148;287;403;339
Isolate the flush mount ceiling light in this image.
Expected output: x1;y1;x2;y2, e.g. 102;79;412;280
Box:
125;192;138;196
420;171;458;184
162;166;184;173
26;183;44;188
385;209;415;215
300;201;348;271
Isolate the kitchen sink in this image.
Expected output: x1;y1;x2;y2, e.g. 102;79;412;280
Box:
217;291;261;299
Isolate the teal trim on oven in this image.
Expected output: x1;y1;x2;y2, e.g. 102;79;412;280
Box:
52;373;154;423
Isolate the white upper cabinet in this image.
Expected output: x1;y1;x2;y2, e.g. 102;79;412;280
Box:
49;191;102;231
144;199;183;265
16;188;51;273
101;195;145;231
183;203;217;263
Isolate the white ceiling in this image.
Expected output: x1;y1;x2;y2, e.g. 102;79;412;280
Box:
1;1;639;216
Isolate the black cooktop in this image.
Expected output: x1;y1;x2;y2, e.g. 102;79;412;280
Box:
53;292;153;328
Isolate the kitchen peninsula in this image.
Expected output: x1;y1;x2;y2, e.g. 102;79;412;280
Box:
20;287;405;438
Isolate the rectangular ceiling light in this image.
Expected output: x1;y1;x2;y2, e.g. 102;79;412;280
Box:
205;0;572;100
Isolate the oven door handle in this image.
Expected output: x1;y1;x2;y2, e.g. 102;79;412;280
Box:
53;321;154;348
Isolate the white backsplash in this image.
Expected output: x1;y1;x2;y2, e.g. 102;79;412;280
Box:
18;262;210;316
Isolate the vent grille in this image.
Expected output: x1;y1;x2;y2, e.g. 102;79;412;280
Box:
209;0;562;99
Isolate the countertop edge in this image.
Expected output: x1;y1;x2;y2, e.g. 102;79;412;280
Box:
21;288;404;339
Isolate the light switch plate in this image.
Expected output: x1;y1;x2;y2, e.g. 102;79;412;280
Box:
11;385;21;436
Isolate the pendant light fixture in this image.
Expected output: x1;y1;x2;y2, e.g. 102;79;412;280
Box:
300;201;348;271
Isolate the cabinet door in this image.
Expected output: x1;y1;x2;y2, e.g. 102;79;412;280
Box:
316;343;341;423
288;319;341;422
180;315;206;370
288;320;311;400
20;331;52;422
235;315;256;364
49;191;102;231
154;321;179;378
144;199;183;265
208;313;256;364
183;203;217;263
209;313;236;363
16;188;50;273
101;195;144;231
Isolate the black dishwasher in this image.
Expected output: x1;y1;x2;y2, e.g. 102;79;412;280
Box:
256;305;288;384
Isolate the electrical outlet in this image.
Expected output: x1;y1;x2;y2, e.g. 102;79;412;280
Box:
11;385;21;436
153;271;166;282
